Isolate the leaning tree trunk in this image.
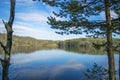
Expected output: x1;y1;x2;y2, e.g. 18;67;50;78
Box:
118;53;120;79
0;0;16;80
104;0;115;80
2;26;13;80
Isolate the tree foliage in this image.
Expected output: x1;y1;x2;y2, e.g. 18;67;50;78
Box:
34;0;120;52
36;0;120;37
34;0;120;80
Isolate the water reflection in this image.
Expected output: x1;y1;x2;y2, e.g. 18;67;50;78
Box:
58;46;105;54
11;60;85;80
0;49;119;80
0;45;109;55
84;63;109;80
0;46;57;54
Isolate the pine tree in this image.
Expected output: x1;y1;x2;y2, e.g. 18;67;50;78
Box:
34;0;120;80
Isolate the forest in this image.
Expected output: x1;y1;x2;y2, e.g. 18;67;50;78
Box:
58;38;120;54
0;33;57;53
0;33;120;54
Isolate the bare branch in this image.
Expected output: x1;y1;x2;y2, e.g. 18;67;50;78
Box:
0;41;7;53
0;58;2;61
2;19;7;30
0;56;5;66
0;41;5;49
0;58;6;68
0;58;4;62
8;0;16;27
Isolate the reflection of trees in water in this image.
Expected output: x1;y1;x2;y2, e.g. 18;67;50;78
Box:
84;61;120;80
84;54;120;80
58;38;120;54
11;46;56;54
84;63;108;80
0;49;119;80
0;46;57;54
59;46;105;54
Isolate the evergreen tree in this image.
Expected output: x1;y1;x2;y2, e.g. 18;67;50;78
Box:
34;0;120;80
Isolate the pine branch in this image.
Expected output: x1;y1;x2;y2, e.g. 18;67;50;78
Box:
93;42;107;50
112;17;120;22
83;0;99;8
113;43;120;52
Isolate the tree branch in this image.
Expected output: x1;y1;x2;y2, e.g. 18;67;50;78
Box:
0;41;5;50
0;58;4;62
2;19;7;30
0;58;4;63
92;42;107;50
0;41;7;53
83;0;100;8
0;58;4;67
112;17;120;22
113;43;120;52
8;0;16;27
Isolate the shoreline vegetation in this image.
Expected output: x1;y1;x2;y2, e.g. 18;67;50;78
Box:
0;33;120;54
58;38;120;54
0;33;57;53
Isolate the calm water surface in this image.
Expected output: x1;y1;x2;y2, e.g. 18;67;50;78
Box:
0;49;119;80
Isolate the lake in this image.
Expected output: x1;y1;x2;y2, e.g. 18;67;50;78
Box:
0;49;119;80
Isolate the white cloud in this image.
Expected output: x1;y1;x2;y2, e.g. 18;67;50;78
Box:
0;21;83;40
49;60;85;79
16;0;35;6
0;1;84;40
16;11;48;22
13;23;52;39
11;50;85;80
100;11;118;20
2;0;35;6
16;8;64;23
111;11;118;19
17;0;33;3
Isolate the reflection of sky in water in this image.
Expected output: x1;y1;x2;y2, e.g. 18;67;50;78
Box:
0;49;119;80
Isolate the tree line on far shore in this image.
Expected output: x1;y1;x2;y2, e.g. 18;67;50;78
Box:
1;33;119;54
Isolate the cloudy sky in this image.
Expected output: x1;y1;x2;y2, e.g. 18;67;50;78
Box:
0;0;118;40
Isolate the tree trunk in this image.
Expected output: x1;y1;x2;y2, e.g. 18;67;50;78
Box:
0;0;15;80
2;28;13;80
2;60;10;80
118;53;120;79
104;0;115;80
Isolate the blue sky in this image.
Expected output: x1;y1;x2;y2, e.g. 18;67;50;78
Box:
0;0;118;40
